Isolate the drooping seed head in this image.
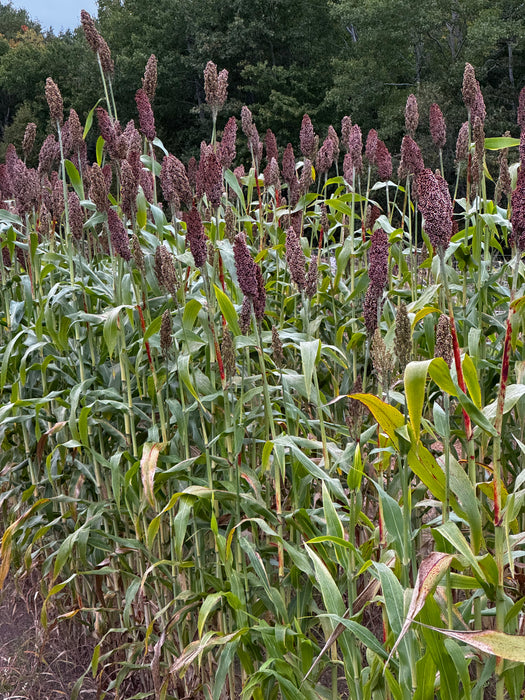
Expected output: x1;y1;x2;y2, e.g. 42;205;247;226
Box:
252;265;266;322
363;285;382;338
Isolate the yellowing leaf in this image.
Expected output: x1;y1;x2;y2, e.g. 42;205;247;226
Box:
422;627;525;663
389;552;454;661
350;393;404;447
140;442;165;509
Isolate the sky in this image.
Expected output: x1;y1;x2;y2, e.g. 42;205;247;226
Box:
10;0;98;33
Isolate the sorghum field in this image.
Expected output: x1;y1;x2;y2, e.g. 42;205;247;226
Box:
1;12;525;700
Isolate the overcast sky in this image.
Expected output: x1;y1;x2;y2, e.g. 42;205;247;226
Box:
10;0;98;33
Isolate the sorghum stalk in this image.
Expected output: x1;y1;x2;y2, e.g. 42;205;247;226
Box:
492;306;513;699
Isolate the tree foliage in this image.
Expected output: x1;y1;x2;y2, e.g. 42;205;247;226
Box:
0;0;524;167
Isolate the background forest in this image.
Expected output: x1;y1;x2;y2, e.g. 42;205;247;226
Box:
0;0;524;169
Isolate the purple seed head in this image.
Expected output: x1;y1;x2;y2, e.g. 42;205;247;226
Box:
285;226;307;290
365;128;378;164
142;54;158;102
265;129;279;165
429;103;446;149
233;232;259;298
300;114;316;160
398;135;424;180
455;121;469;164
45;78;63;126
183;207;208;268
375;139;392;181
107;208;130;260
341;116;352;153
135;88;156;141
22;122;37;160
405;93;419;136
219;116;237;170
416;168;453;252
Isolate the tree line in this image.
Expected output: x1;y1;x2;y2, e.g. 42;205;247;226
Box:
0;0;524;174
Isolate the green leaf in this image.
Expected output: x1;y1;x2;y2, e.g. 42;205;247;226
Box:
435;521;486;586
64;159;83;198
404;359;435;441
214;285;240;336
428;357;458;396
96;135;104;166
456;387;498;437
224;169;245;212
484;137;520;150
462;354;481;408
198;593;223;637
447;454;482;553
82;99;101;139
